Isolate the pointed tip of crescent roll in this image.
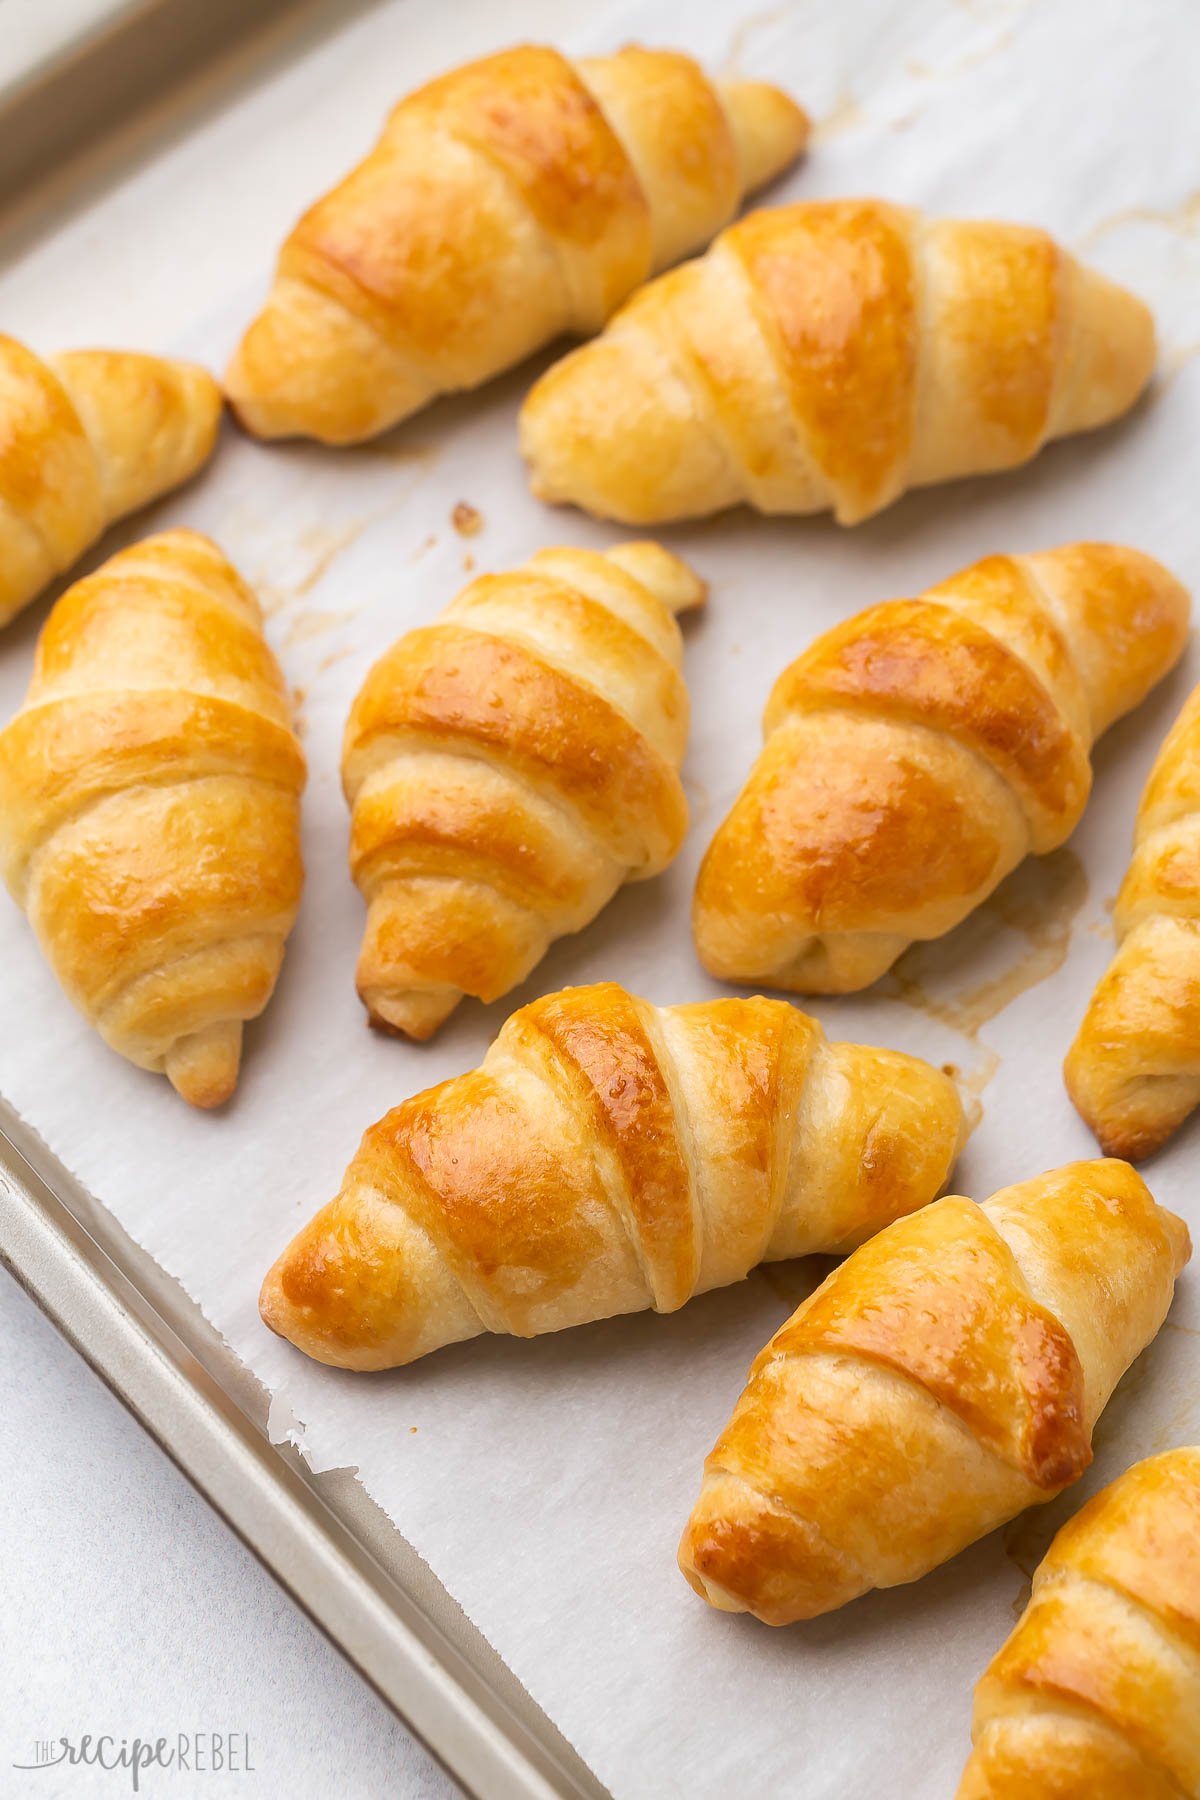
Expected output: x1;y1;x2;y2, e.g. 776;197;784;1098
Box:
678;1472;860;1624
256;1235;388;1372
520;286;738;525
1060;261;1157;435
259;1171;484;1370
50;348;222;519
1022;542;1189;738
225;278;434;444
1064;917;1200;1165
821;1043;967;1245
603;540;707;613
165;1019;243;1109
1063;1045;1180;1164
719;79;810;194
258;1267;289;1338
1065;1038;1200;1167
361;983;463;1041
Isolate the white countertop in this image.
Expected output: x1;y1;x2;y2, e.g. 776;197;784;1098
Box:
0;1267;460;1799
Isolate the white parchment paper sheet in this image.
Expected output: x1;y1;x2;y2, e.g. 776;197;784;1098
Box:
2;1;1199;1794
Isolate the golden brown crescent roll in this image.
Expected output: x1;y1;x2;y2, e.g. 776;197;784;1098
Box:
343;541;704;1040
0;335;221;628
693;543;1189;995
520;199;1156;524
225;44;809;443
0;530;305;1107
679;1160;1190;1626
957;1446;1200;1799
1066;682;1200;1161
260;980;965;1369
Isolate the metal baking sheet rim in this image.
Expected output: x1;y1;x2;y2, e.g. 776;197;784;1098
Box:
0;3;607;1794
0;1108;605;1800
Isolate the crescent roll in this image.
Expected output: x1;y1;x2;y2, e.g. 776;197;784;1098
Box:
1066;682;1200;1161
520;199;1157;525
679;1160;1189;1626
0;335;221;628
343;541;704;1039
693;543;1189;995
0;530;305;1107
958;1446;1200;1798
225;45;809;443
260;980;965;1369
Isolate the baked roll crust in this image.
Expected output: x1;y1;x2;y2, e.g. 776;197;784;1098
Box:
226;45;808;442
521;200;1156;525
693;543;1189;995
957;1446;1200;1798
343;542;704;1039
679;1160;1189;1625
1066;681;1200;1160
0;335;220;627
0;530;305;1106
260;981;965;1369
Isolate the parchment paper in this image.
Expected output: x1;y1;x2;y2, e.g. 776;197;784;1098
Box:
3;1;1199;1794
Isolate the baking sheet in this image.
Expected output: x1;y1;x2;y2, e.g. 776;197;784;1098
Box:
2;0;1199;1794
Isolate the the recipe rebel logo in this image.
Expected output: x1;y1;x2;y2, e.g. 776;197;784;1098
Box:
12;1733;255;1790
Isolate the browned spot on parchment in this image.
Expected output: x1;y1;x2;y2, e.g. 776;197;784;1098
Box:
257;581;287;616
880;847;1090;1125
1076;189;1200;253
884;848;1088;1035
451;501;484;538
285;607;356;648
905;27;1014;83
813;87;867;142
291;521;373;600
721;3;793;75
318;645;356;675
956;1052;1002;1135
258;517;376;616
259;478;433;617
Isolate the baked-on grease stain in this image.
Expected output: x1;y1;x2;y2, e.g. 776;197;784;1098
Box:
882;847;1089;1126
286;606;353;647
1075;188;1200;252
257;520;372;617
